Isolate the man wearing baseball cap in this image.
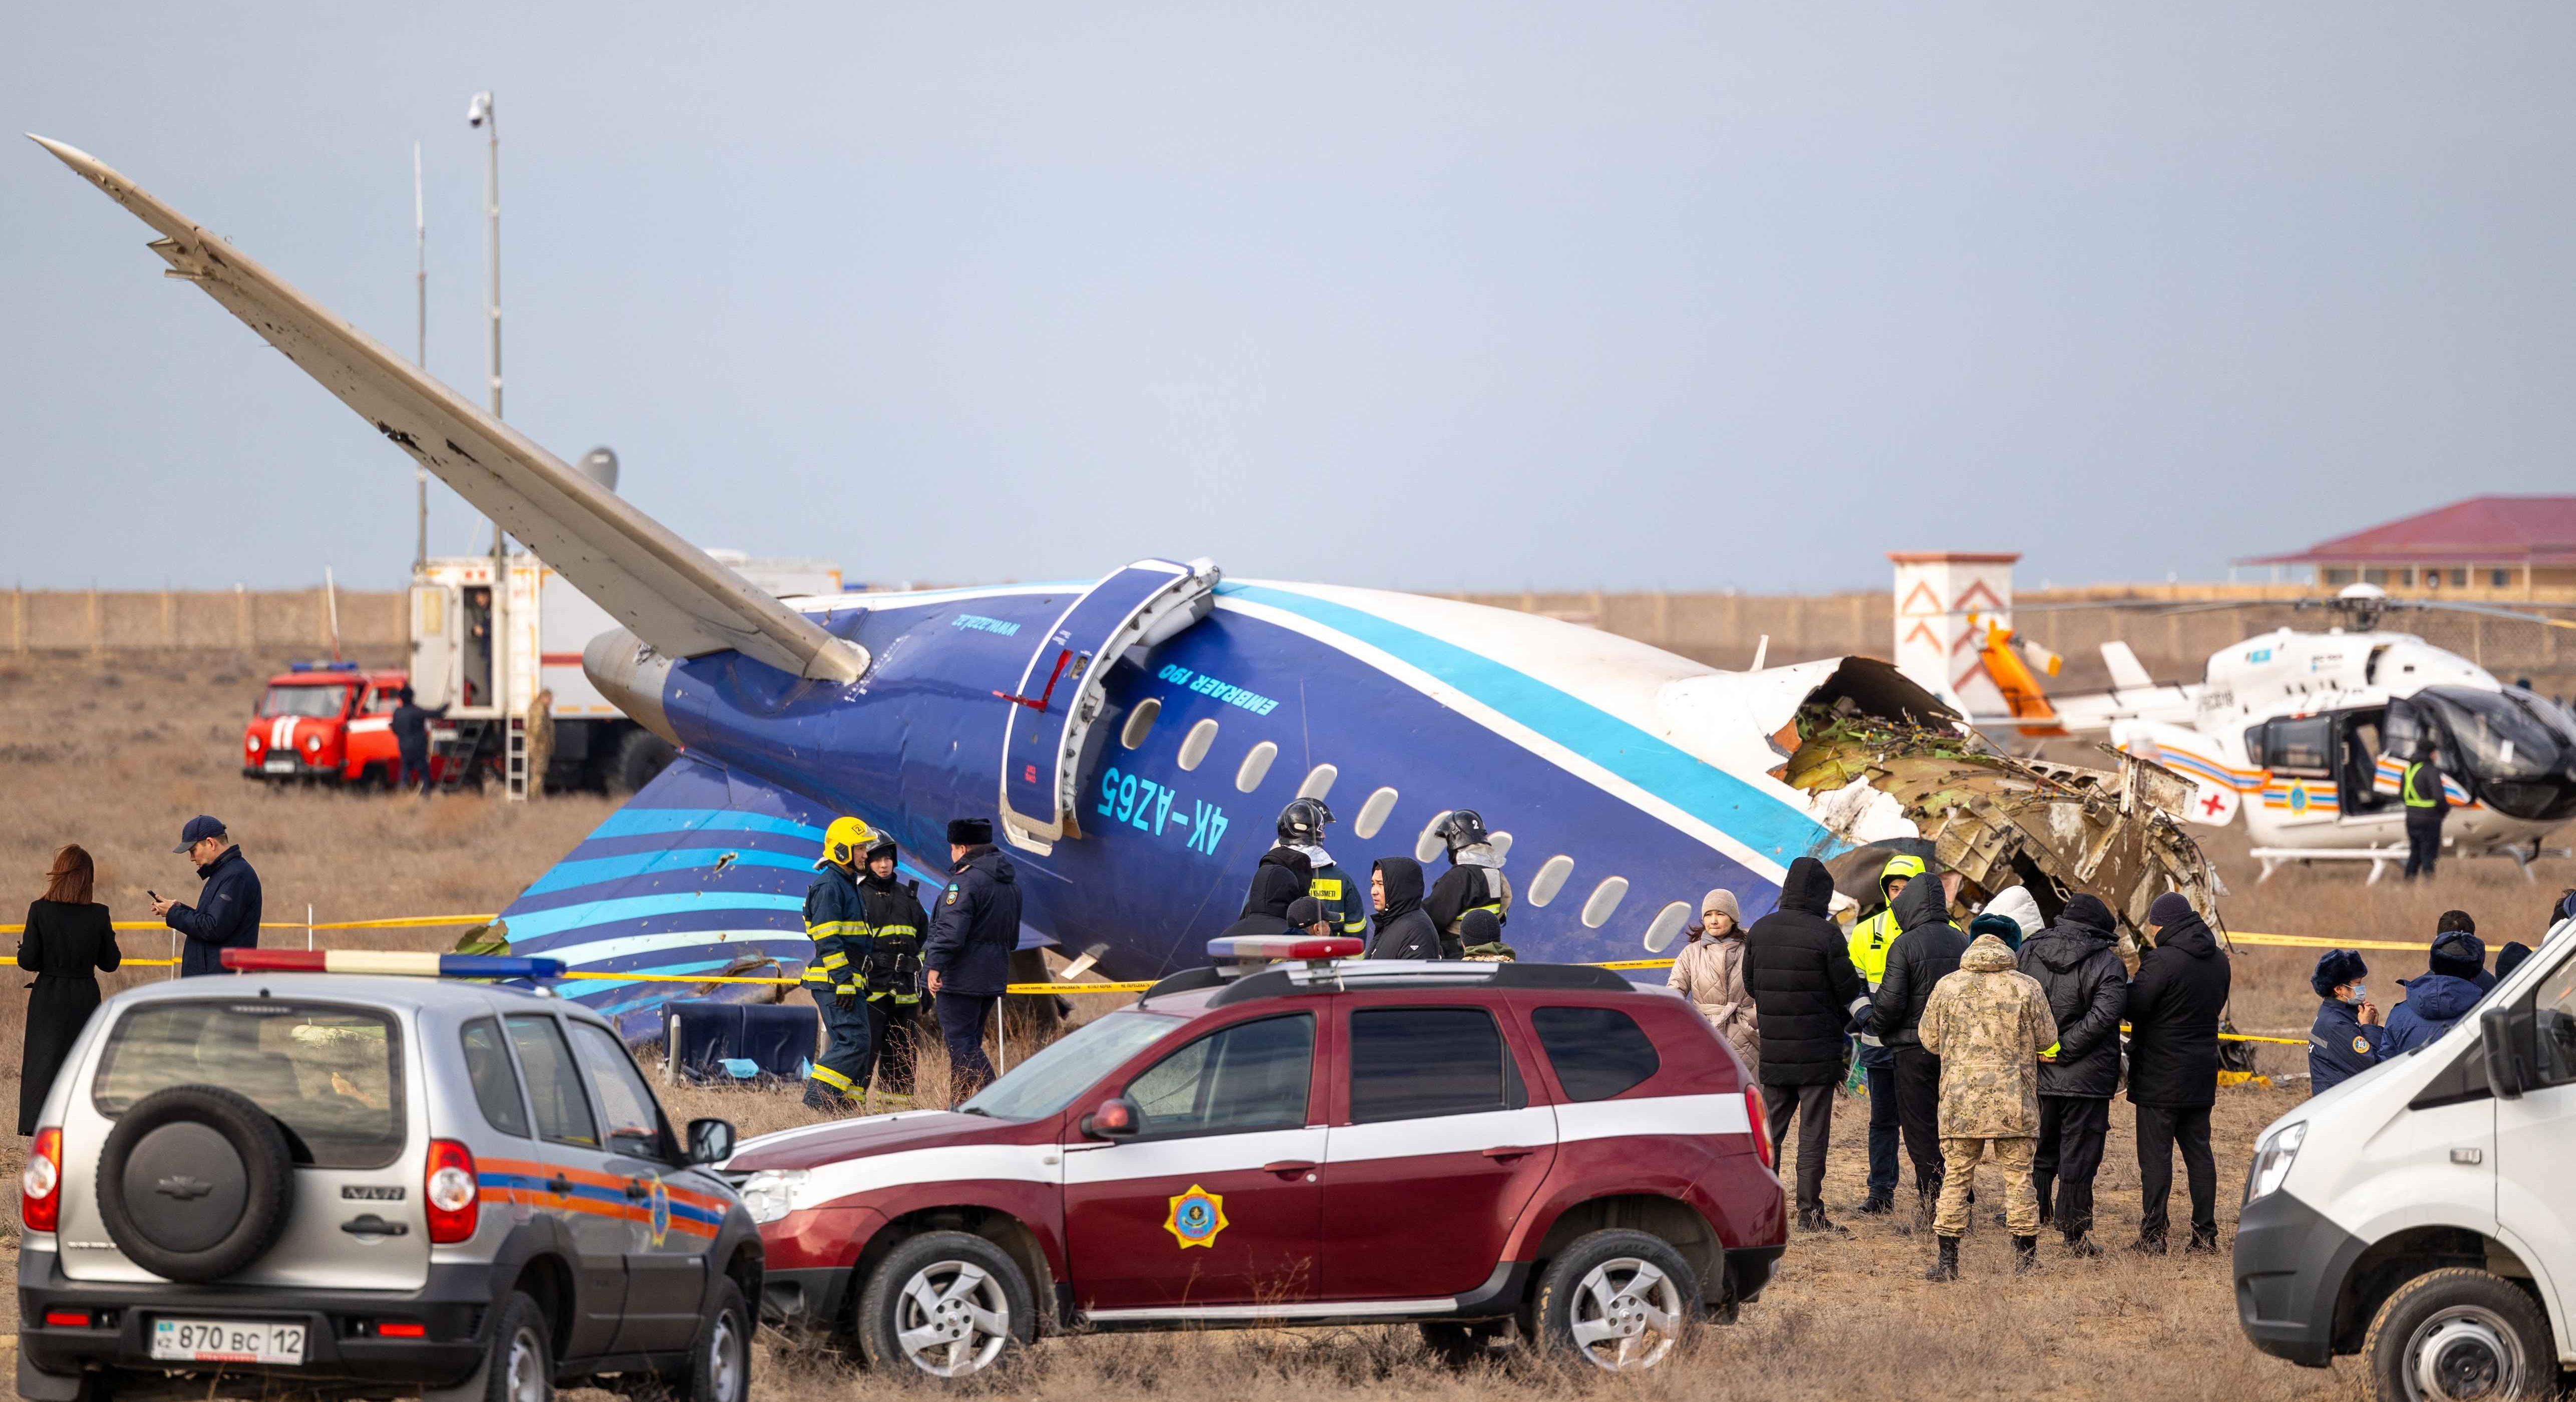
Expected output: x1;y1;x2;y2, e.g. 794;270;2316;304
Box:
147;815;262;977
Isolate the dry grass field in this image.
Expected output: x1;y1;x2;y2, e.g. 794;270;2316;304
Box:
3;649;2572;1401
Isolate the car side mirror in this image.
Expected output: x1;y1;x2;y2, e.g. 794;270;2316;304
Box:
1079;1096;1140;1141
2482;1007;2524;1100
687;1117;737;1165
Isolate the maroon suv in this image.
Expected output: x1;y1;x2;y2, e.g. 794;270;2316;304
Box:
727;948;1785;1378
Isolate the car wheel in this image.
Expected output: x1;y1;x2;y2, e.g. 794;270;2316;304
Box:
665;1279;751;1402
1531;1228;1701;1374
855;1230;1033;1382
606;728;676;795
2363;1267;2552;1402
426;1291;551;1402
1419;1319;1512;1367
93;1085;294;1283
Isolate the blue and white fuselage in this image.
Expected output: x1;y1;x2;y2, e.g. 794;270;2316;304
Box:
513;572;1916;1037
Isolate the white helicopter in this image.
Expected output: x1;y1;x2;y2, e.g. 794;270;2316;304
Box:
1984;585;2576;879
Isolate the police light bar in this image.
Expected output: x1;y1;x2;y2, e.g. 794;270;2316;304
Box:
221;950;564;979
1205;935;1365;963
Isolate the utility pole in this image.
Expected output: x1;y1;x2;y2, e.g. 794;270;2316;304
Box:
413;141;429;570
468;91;526;801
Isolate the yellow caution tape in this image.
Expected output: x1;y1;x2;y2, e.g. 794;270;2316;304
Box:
4;916;502;936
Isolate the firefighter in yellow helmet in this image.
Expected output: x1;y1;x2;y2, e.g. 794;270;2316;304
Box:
1843;852;1925;1215
802;815;875;1111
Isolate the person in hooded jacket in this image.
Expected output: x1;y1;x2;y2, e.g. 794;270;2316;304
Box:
2016;893;2127;1254
1871;873;1969;1217
1918;929;2059;1280
2306;949;2383;1095
1366;858;1443;960
1241;842;1314;925
1845;853;1923;1216
1746;856;1872;1234
2374;930;2487;1061
1424;810;1511;961
925;818;1022;1105
1983;886;2046;950
2123;892;2232;1254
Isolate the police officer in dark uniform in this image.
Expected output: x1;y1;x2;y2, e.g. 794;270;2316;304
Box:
2306;949;2383;1094
801;816;874;1111
2402;741;2452;881
925;817;1022;1105
854;830;930;1104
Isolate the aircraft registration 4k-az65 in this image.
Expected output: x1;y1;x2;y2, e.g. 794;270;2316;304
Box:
36;137;2219;1038
1957;587;2576;880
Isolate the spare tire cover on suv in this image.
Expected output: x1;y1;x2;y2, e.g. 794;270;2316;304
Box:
97;1084;295;1283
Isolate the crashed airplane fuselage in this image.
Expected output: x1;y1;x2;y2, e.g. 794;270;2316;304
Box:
34;135;2217;1037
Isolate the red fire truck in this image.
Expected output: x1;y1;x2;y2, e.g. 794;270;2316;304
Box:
239;662;413;787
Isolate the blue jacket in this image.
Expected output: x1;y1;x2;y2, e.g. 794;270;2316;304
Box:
2374;974;2485;1061
167;845;261;977
925;847;1021;998
2308;998;2383;1093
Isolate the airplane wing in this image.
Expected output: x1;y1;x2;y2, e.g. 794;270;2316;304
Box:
31;136;865;684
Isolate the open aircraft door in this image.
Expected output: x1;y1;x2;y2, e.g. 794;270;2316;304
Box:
997;557;1221;852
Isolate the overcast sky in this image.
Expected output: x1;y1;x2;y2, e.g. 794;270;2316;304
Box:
7;5;2572;594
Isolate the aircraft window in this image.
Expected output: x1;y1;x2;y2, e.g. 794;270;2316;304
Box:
1580;877;1630;929
1120;698;1161;750
1641;901;1692;953
1488;831;1514;860
1177;719;1219;771
1353;786;1399;839
1298;764;1338;801
1527;855;1575;907
1235;740;1278;793
1414;811;1455;864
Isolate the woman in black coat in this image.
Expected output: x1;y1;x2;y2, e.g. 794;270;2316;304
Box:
20;845;121;1135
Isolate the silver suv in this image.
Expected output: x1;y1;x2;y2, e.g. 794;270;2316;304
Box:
16;973;759;1402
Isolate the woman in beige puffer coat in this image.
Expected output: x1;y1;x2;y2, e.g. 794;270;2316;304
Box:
1669;888;1759;1077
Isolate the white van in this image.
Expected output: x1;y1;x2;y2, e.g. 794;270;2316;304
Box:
2234;917;2576;1401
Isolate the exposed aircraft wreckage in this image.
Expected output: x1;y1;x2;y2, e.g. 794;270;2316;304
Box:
1763;660;2222;942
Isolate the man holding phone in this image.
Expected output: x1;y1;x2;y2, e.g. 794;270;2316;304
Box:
147;814;261;976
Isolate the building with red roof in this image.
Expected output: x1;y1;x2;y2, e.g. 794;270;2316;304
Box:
2240;495;2576;597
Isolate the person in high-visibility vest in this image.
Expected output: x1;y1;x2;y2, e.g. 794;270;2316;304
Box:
853;830;930;1105
801;816;875;1111
2401;741;2453;882
1844;853;1923;1216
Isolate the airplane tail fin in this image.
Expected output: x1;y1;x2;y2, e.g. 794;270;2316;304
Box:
495;753;828;1041
31;135;863;684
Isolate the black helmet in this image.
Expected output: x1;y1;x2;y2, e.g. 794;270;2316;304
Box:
1434;808;1489;853
1277;797;1335;846
864;831;899;865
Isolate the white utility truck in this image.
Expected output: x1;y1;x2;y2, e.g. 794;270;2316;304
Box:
408;549;841;794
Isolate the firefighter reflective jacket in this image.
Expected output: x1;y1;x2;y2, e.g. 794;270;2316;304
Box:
803;863;866;996
857;870;930;1005
1847;853;1926;990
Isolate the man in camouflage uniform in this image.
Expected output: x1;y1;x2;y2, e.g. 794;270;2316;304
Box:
1917;929;2058;1280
